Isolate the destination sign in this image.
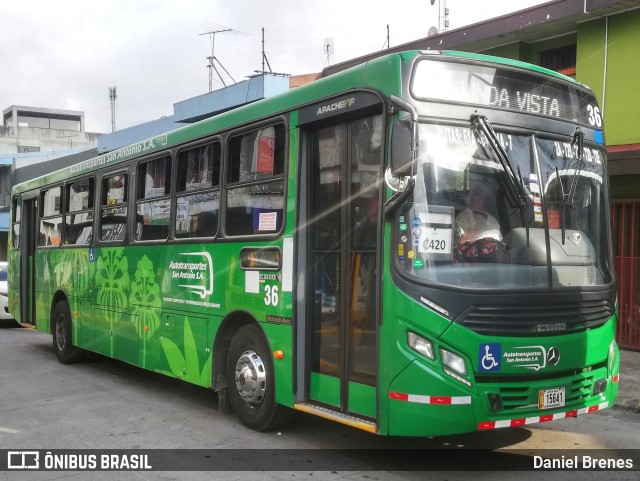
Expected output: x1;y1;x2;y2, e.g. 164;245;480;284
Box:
412;59;602;128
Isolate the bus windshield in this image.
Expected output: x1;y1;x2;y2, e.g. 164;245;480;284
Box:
395;123;612;289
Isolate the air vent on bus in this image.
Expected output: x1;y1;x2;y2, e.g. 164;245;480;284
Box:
459;300;613;336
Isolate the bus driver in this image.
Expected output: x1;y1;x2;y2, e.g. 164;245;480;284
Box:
454;184;508;263
456;184;502;244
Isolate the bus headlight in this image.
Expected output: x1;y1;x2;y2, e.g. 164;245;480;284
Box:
440;348;467;376
407;332;434;360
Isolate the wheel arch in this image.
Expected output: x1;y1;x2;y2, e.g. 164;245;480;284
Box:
49;290;70;334
211;310;267;392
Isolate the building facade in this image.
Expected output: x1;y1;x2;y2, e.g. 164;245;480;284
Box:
0;106;101;260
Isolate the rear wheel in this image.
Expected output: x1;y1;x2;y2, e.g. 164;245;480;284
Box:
52;301;84;364
226;324;291;431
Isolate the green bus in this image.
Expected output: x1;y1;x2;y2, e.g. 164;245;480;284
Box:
9;50;619;436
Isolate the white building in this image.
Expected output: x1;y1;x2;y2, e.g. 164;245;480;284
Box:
0;105;102;260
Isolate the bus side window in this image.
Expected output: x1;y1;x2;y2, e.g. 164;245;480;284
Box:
136;156;171;241
175;142;221;239
100;174;128;242
65;178;94;246
225;125;285;237
39;186;63;247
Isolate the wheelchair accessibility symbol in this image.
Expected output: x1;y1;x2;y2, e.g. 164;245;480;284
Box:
479;343;501;372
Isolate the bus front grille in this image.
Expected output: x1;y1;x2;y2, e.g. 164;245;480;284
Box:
481;369;602;412
459;300;613;336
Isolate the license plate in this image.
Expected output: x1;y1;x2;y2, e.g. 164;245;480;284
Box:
539;387;565;410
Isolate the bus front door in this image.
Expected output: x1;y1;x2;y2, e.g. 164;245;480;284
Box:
306;114;382;421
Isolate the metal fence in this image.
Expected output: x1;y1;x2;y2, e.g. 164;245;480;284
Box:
612;200;640;351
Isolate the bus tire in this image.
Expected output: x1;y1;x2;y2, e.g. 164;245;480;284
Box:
226;324;292;431
52;301;85;364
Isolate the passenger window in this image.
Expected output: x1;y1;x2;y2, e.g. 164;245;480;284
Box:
176;143;220;238
136;156;171;241
65;178;94;246
226;125;285;236
39;186;62;247
100;174;127;242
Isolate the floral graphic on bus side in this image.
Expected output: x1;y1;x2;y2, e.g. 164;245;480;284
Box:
129;255;161;368
96;248;129;355
55;249;91;295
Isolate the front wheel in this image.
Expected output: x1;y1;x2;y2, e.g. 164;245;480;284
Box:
225;324;291;431
52;301;85;364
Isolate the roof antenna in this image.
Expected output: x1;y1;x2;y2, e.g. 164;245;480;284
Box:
199;24;249;91
254;28;290;77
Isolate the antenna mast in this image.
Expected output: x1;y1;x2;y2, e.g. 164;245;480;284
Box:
199;25;237;91
254;28;289;77
381;24;390;49
262;27;272;74
108;85;117;133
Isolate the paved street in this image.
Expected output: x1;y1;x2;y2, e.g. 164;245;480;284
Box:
1;325;639;480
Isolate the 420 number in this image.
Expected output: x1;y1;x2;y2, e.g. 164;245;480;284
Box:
424;239;447;251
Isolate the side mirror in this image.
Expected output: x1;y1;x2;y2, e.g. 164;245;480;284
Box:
391;120;413;176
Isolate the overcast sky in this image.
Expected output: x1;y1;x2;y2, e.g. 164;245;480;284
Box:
1;0;550;133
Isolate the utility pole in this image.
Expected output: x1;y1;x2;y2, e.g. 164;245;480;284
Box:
430;0;450;33
439;0;450;32
109;85;117;133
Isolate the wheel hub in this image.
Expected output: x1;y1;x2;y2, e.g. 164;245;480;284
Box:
55;316;66;351
234;349;267;408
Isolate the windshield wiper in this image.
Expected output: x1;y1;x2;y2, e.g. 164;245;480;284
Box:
557;127;584;245
557;166;568;244
567;127;585;207
470;114;530;208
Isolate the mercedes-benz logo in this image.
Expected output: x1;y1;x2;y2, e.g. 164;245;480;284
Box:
547;346;561;366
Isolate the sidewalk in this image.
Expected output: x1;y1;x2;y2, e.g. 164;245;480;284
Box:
617;348;640;413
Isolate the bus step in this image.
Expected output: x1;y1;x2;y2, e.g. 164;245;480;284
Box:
293;403;377;433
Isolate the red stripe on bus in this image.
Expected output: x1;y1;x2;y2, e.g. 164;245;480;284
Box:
389;391;409;401
430;396;451;405
478;421;496;430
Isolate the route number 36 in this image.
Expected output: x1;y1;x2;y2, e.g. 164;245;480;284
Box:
587;105;602;128
264;284;279;306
